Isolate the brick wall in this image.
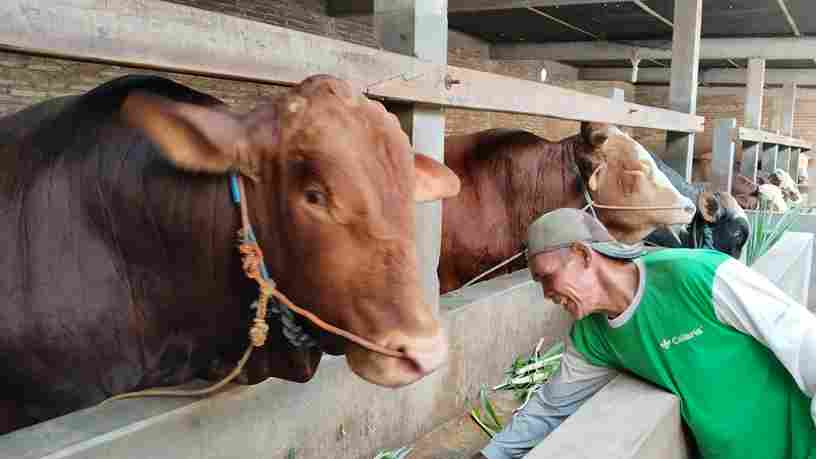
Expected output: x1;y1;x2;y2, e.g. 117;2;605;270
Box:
0;0;376;118
634;85;816;156
445;30;638;140
0;51;291;118
0;4;628;145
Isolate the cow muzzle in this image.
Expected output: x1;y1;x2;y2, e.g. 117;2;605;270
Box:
345;326;448;388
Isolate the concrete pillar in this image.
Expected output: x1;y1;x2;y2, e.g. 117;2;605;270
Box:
374;0;447;309
711;118;737;194
808;158;816;207
664;0;702;181
761;143;778;172
609;87;625;102
779;147;791;175
782;82;798;178
740;58;765;181
791;148;801;180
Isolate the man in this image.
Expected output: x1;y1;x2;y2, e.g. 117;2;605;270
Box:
475;208;816;459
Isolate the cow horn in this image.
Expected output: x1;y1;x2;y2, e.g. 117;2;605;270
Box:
697;191;720;223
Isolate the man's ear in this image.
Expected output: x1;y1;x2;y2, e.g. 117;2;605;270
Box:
571;242;593;267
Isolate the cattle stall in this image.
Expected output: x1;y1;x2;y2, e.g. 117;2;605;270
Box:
706;60;813;203
4;0;805;458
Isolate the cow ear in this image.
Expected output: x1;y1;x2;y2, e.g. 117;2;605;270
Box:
581;122;609;148
587;162;606;192
122;91;254;176
414;153;461;202
697;191;722;223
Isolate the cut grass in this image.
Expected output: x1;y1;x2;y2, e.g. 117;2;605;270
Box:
372;446;413;459
469;339;564;438
745;198;803;266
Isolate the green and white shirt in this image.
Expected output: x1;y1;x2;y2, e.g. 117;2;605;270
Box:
483;249;816;459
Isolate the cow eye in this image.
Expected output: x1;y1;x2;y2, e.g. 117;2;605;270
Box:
304;187;328;207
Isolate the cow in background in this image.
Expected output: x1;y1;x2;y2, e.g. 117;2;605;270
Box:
644;151;750;259
439;123;696;294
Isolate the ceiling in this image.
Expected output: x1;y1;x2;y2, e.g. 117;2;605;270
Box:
448;1;816;70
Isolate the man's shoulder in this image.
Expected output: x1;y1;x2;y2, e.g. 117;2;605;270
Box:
640;247;730;270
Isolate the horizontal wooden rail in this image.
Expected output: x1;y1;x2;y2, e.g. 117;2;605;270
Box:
733;127;812;150
0;0;703;132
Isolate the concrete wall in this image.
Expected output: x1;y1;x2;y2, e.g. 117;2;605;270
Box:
765;217;816;311
0;270;572;459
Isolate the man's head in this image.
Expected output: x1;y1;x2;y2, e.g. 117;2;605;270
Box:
526;208;646;320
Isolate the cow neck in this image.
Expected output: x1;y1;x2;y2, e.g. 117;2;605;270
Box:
229;174;405;359
504;135;583;252
101;172;406;404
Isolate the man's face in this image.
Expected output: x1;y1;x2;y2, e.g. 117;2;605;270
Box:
529;247;597;320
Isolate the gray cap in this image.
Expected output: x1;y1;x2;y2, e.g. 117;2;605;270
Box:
526;208;647;260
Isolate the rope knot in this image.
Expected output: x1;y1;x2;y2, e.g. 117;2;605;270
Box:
238;240;264;281
250;319;270;347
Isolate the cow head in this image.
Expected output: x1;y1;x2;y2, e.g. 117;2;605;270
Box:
692;191;750;259
575;122;696;243
758;184;789;212
731;174;760;210
769;169;803;205
121;75;460;388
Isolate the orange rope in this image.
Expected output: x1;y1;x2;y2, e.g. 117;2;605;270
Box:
99;174;404;404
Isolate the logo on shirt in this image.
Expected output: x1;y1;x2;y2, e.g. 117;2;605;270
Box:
659;325;703;350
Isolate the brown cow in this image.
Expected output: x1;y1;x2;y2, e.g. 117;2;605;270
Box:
439;124;695;294
0;75;459;433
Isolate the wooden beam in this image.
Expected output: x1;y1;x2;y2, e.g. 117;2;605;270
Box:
447;0;628;13
580;67;816;86
444;66;703;131
741;58;765;181
373;0;447;307
733;128;812;150
664;0;702;181
0;0;702;132
492;37;816;61
328;0;374;16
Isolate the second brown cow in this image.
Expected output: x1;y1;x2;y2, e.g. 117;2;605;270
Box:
439;123;696;294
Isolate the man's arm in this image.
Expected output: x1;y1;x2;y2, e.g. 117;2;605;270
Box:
710;258;816;421
477;335;617;459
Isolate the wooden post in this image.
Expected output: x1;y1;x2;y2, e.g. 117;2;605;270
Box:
374;0;446;308
740;58;765;181
664;0;703;181
711;118;737;194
